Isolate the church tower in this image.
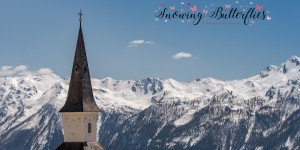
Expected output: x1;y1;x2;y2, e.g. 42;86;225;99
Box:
57;11;104;150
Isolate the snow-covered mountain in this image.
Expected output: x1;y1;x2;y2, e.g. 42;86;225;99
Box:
1;56;300;150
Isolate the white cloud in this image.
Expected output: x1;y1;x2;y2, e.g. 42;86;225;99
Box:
130;40;145;44
173;52;192;59
0;65;53;77
37;68;53;75
0;65;28;76
128;40;154;47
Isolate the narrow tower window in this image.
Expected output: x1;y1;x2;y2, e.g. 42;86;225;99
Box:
88;123;92;133
75;65;78;72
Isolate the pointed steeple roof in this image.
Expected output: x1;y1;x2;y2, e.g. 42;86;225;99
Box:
60;12;100;112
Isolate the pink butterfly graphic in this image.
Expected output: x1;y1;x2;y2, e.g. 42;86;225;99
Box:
256;4;263;10
190;5;197;12
225;5;231;9
266;16;272;21
170;6;175;10
202;10;208;14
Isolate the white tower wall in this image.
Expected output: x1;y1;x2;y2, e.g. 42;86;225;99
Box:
62;112;98;142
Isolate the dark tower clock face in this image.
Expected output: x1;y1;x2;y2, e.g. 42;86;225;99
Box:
69;119;79;137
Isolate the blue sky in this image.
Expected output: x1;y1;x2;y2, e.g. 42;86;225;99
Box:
0;0;299;81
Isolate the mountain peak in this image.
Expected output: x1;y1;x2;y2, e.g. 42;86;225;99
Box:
279;55;300;74
285;55;300;65
260;65;279;78
259;56;300;77
290;55;300;60
280;55;300;66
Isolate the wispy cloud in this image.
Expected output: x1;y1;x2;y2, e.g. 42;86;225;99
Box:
128;40;154;47
0;65;53;76
173;52;192;59
0;65;28;76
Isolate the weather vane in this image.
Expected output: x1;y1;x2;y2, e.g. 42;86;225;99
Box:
78;10;83;23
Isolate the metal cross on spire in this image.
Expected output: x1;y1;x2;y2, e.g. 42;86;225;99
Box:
78;10;83;23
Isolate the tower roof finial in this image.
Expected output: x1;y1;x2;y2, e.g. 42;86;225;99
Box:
78;10;83;24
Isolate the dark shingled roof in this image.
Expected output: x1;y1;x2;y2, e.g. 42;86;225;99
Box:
56;142;86;150
56;142;105;150
59;22;100;112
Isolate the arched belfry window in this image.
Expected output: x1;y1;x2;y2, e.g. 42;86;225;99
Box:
75;65;79;72
88;123;92;133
